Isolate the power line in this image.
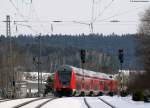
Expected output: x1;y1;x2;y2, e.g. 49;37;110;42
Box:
30;2;46;33
9;0;27;19
94;0;115;22
97;4;148;22
15;23;39;33
130;0;149;2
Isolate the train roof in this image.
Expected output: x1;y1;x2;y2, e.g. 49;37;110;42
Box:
58;65;113;80
72;66;111;79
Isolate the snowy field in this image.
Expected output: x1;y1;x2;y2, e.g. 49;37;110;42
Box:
0;96;149;108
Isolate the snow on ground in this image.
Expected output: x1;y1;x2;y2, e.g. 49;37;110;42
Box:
24;79;46;84
100;96;150;108
85;97;111;108
20;98;50;108
0;98;37;108
42;97;87;108
0;96;149;108
0;99;10;102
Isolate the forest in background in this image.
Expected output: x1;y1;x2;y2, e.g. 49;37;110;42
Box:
0;33;139;74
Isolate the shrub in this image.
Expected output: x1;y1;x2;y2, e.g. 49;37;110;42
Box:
120;90;128;97
132;90;144;101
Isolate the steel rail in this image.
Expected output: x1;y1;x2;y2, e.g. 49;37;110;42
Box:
83;97;92;108
35;98;56;108
12;97;46;108
98;97;116;108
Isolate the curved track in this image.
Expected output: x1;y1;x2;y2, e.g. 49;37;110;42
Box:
12;97;56;108
84;97;116;108
83;97;92;108
98;97;116;108
0;99;11;103
35;98;56;108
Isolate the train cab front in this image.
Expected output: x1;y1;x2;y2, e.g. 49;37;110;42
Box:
54;65;73;97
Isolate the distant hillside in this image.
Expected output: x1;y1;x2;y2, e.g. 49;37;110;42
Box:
0;33;141;73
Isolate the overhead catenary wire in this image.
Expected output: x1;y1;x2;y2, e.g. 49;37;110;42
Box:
5;0;149;35
94;0;115;22
8;0;41;35
97;4;148;22
30;1;46;33
15;23;39;34
9;0;27;19
130;0;149;2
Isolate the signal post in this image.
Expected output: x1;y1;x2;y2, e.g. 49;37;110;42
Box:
118;48;124;92
80;49;86;96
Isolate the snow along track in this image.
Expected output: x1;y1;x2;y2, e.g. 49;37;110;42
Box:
35;98;56;108
12;97;56;108
84;97;116;108
0;99;11;103
83;97;92;108
98;97;116;108
12;97;45;108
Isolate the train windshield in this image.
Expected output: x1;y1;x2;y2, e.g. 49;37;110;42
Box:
57;66;72;86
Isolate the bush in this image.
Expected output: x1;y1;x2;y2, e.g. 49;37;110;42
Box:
108;92;114;96
132;90;144;101
120;90;128;97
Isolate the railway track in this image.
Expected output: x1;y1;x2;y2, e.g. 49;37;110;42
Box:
35;98;56;108
84;97;116;108
12;97;56;108
83;97;92;108
0;99;11;102
98;97;116;108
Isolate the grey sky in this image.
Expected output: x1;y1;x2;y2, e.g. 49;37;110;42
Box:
0;0;149;35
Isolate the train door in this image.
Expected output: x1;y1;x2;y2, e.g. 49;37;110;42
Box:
104;80;109;94
99;80;104;92
76;76;82;95
93;79;99;95
84;78;90;95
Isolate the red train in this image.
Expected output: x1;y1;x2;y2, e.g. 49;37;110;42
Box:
53;65;118;97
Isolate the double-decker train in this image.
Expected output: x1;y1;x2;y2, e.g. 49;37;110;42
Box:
53;65;118;97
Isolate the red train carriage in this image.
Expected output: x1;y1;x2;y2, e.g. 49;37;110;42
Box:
53;65;118;97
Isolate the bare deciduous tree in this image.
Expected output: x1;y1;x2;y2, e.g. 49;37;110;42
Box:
132;6;150;90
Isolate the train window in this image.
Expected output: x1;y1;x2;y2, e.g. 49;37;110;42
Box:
94;85;98;90
104;82;109;91
100;81;104;85
86;84;90;90
91;80;93;84
57;68;72;86
76;82;81;90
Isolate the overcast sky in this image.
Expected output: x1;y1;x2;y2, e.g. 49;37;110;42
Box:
0;0;150;35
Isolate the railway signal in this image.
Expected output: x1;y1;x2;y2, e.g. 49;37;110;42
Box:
80;49;86;63
118;48;125;92
80;49;86;94
118;49;124;63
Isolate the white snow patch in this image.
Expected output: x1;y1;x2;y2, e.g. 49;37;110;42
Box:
42;97;87;108
85;97;111;108
100;96;150;108
24;79;46;84
0;98;37;108
20;98;50;108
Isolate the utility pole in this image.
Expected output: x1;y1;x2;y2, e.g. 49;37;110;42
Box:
39;35;43;94
5;15;14;98
118;49;124;92
90;0;95;34
80;49;86;95
37;34;41;97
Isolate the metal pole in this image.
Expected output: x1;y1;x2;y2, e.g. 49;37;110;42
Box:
81;63;85;91
82;63;84;91
37;35;41;97
120;63;123;91
6;15;13;98
39;35;42;93
6;15;9;97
